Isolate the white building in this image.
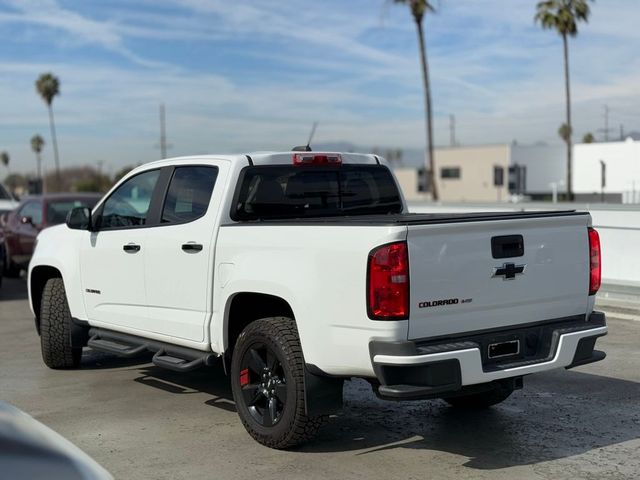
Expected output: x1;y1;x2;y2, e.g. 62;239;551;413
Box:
511;144;565;198
574;138;640;203
393;139;640;204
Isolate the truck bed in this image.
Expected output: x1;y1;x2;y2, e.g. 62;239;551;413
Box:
225;210;587;226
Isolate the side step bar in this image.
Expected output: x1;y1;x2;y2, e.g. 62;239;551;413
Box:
88;328;218;372
152;350;208;372
88;337;147;358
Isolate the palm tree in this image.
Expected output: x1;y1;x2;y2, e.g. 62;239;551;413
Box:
393;0;439;201
0;152;9;173
558;123;571;143
35;73;61;189
31;134;45;183
535;0;592;201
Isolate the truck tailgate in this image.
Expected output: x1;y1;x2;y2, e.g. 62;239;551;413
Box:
407;213;591;340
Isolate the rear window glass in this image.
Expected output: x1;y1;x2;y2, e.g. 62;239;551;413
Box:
0;184;12;200
232;165;403;221
47;199;99;225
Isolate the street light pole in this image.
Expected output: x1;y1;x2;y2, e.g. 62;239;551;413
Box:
599;159;606;203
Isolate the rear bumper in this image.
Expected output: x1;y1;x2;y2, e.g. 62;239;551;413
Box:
370;312;607;400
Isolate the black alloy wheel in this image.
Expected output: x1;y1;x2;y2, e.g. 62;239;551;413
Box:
239;342;288;427
230;317;325;448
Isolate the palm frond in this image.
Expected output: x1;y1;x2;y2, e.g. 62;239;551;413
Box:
535;0;592;36
35;73;60;106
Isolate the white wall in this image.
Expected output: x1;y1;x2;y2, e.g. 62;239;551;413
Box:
408;201;640;286
511;145;566;194
574;139;640;201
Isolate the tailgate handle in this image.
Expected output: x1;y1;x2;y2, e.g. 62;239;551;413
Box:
491;235;524;259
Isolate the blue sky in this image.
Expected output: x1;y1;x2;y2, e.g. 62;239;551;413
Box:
1;0;639;175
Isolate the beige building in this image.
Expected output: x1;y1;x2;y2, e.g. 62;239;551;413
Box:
395;144;511;202
435;144;510;202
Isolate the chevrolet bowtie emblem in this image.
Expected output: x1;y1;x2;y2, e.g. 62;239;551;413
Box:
492;262;526;280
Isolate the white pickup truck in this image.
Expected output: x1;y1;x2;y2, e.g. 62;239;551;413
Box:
28;151;607;448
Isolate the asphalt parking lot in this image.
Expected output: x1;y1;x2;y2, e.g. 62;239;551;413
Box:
1;277;639;480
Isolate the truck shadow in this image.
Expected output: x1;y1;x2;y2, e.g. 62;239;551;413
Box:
119;357;640;470
0;277;29;301
132;364;237;413
304;371;640;470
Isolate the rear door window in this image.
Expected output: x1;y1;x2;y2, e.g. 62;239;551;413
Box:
161;166;218;224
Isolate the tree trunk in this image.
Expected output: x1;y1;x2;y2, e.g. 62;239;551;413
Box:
415;19;439;201
36;152;43;193
47;104;61;192
563;33;573;201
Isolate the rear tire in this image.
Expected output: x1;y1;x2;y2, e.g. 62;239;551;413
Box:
444;384;514;409
40;277;82;369
230;317;324;449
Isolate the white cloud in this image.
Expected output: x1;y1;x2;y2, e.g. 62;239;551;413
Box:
1;0;639;175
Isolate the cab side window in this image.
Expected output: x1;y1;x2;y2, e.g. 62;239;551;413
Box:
161;166;218;224
19;201;43;227
99;170;160;229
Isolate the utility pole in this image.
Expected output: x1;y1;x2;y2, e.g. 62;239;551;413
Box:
155;103;173;159
597;105;614;142
449;114;456;147
599;159;606;203
97;160;104;175
160;103;167;159
620;124;625;141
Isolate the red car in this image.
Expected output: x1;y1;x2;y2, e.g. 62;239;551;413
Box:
1;193;101;276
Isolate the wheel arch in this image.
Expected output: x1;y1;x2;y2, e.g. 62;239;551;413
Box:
224;292;295;356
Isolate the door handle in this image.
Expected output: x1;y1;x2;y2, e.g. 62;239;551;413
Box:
182;242;203;253
123;243;141;253
491;235;524;259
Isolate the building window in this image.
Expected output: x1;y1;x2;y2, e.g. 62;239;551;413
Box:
417;168;431;192
441;167;461;179
508;164;527;194
494;166;504;186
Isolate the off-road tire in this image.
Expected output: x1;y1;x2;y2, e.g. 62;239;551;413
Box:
231;317;324;449
444;384;514;409
40;277;82;369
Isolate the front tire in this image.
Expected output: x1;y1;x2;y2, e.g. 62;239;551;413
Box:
444;383;514;409
40;277;82;369
230;317;323;449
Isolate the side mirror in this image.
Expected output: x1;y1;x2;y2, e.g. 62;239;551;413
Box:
21;216;34;226
66;207;92;231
